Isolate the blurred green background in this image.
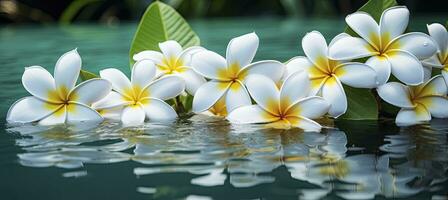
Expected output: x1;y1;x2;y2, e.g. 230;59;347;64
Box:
0;0;446;25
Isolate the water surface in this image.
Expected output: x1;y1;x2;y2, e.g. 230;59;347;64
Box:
1;18;448;200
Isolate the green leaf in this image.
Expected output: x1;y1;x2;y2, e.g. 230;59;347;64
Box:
340;0;397;120
344;0;397;35
59;0;105;25
340;86;379;120
79;69;98;81
129;1;200;67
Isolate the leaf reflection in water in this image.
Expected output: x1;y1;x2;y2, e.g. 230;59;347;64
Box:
5;115;447;199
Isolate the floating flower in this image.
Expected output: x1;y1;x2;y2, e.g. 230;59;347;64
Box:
377;75;448;125
422;23;448;81
286;31;377;117
94;59;185;125
191;32;285;114
133;40;205;95
227;71;330;131
7;50;112;125
328;6;437;85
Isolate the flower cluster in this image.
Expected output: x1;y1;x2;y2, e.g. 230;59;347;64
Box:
7;6;448;130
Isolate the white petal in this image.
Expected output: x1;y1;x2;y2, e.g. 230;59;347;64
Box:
131;59;156;87
240;60;285;83
178;69;206;95
443;70;448;87
178;46;206;64
144;75;185;100
418;75;447;97
396;106;431;125
379;6;409;42
287;116;322;132
142;98;177;121
286;96;330;119
121;105;145;125
159;40;183;58
92;91;127;109
422;54;443;68
417;96;448;118
192;81;229;113
227;105;277;124
225;81;251;113
132;50;164;62
387;32;437;59
377;82;413;108
192;50;229;80
99;68;132;95
66;103;103;123
302;31;329;67
285;56;313;77
7;96;59;123
387;50;424;85
365;56;391;85
428;23;448;55
226;32;259;67
345;11;379;47
22;66;57;103
329;33;351;47
54;49;81;92
423;65;432;82
335;62;378;88
280;70;311;108
38;106;67;125
322;77;347;118
245;74;280;115
97;107;122;121
69;79;112;105
328;36;376;60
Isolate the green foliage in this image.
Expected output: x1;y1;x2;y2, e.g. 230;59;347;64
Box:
59;0;105;25
128;1;200;67
340;0;397;120
79;69;98;81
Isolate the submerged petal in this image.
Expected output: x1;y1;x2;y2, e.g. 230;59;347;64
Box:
54;49;81;93
227;105;278;124
142;98;177;121
121;105;145;125
396;105;431;125
131;59;157;88
287;116;322;132
38;106;67;126
22;66;58;103
7;96;60;123
192;81;230;113
377;82;413;108
226;32;259;68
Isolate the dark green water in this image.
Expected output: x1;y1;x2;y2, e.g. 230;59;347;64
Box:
1;18;448;200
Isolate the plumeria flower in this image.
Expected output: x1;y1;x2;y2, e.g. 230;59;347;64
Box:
286;31;377;117
7;50;112;125
192;32;285;114
377;75;448;125
328;6;437;85
133;40;205;95
422;23;448;82
227;71;330;131
93;59;185;125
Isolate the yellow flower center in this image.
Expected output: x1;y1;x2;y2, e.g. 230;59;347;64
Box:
157;56;187;74
122;85;150;106
45;85;79;114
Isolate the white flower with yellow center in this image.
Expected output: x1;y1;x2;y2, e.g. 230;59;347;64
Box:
422;23;448;81
377;75;448;125
7;50;112;125
227;71;330;131
328;6;437;85
94;60;185;125
286;31;378;117
191;32;285;114
133;40;205;95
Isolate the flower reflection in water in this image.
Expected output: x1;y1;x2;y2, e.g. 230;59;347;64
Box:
6;117;448;199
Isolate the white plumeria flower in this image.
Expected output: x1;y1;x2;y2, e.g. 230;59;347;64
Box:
191;32;285;114
94;60;185;125
7;49;112;125
133;40;206;95
377;75;448;125
422;23;448;81
227;71;330;131
286;31;378;118
328;6;437;85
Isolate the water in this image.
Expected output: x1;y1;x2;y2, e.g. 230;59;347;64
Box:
1;17;448;200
